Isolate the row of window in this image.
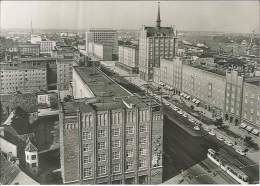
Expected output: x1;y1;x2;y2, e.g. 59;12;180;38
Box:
83;159;147;178
82;126;147;140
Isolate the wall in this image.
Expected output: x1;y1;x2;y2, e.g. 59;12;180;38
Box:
0;137;17;157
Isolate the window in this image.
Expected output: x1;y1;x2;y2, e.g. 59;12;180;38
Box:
126;138;134;146
97;142;106;150
84;155;92;164
126;161;133;171
112;164;120;173
139;148;146;156
139;159;146;168
140;125;146;133
98;165;106;176
112;151;120;160
97;154;106;162
140;137;147;144
126;126;134;134
83;144;91;152
112;140;120;148
84;167;92;177
97;129;106;137
112;128;120;137
32;163;37;168
31;155;37;160
126;150;133;158
83;131;91;140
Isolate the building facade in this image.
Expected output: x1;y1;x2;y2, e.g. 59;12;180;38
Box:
86;29;118;59
88;42;113;61
224;71;244;125
117;44;139;74
182;64;226;116
242;79;260;128
18;44;40;58
154;57;182;92
40;41;56;56
139;3;178;81
59;66;164;184
0;63;47;94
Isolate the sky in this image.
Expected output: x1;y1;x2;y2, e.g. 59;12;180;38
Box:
0;1;259;33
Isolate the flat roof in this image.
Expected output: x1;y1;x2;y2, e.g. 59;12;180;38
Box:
74;66;131;100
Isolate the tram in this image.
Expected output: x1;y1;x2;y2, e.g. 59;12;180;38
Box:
207;148;249;184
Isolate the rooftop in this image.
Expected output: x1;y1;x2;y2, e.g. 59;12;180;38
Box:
0;63;46;70
144;26;175;37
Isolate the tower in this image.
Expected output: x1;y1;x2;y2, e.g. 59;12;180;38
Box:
24;139;39;175
156;2;161;28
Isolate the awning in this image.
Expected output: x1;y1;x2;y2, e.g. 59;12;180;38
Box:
240;123;247;128
246;126;253;131
195;100;200;104
252;129;259;135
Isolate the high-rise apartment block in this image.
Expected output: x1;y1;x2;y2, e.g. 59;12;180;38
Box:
139;2;178;81
59;66;163;184
86;29;118;59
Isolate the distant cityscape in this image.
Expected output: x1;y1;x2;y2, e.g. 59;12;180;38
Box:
0;2;259;185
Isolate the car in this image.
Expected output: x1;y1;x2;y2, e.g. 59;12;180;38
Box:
194;126;200;131
172;107;178;111
235;149;246;156
177;110;183;115
216;135;225;141
208;130;215;136
224;140;233;146
165;102;170;106
182;112;188;118
188;118;195;123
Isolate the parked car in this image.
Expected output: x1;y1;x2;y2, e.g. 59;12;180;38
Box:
177;110;183;115
235;148;246;156
216;135;225;141
209;130;215;136
224;140;233;146
194;126;200;131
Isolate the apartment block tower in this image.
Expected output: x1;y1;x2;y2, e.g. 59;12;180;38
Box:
86;29;118;60
59;66;164;184
139;2;178;81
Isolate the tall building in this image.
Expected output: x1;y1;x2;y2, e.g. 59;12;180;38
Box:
59;66;163;184
139;2;178;81
86;29;118;59
0;63;47;94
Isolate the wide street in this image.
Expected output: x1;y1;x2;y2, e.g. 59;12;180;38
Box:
163;108;259;184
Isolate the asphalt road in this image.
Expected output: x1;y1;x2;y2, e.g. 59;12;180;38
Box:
163;111;259;184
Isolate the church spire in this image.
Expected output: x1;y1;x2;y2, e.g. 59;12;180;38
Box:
156;2;161;28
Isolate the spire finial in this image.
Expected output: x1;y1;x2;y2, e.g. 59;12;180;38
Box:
156;1;161;28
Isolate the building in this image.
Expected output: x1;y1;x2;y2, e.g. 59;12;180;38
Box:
241;77;260;130
86;29;118;59
154;57;182;93
139;2;178;81
54;45;80;90
0;63;47;94
182;64;226;116
88;42;113;61
18;44;40;58
24;139;39;175
59;66;164;184
30;34;42;44
117;43;139;74
224;71;244;125
40;40;56;56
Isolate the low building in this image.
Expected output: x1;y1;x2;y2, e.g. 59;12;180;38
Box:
242;78;260;129
40;40;56;56
18;44;40;58
0;63;47;94
59;66;164;184
117;43;139;74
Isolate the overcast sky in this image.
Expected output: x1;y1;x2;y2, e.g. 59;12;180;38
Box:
1;1;259;33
